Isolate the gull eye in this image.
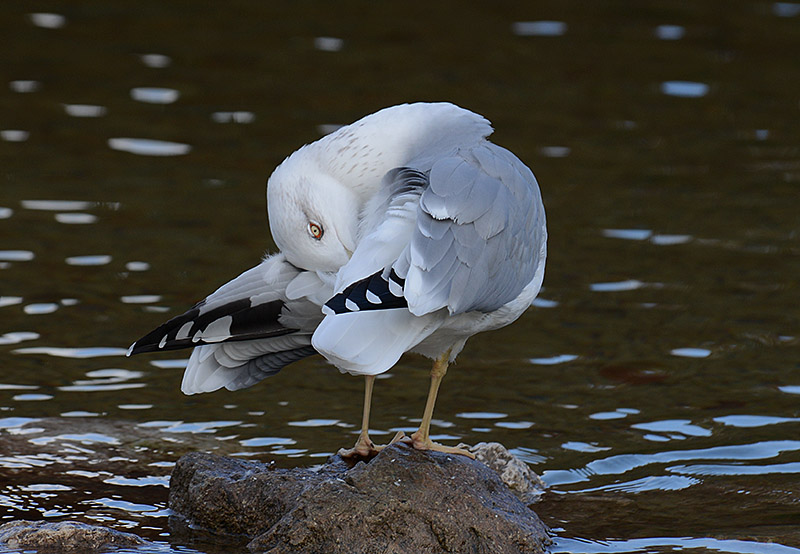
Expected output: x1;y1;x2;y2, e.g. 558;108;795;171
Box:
307;221;324;240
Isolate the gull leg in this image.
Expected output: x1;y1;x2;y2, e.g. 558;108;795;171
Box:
410;350;475;459
339;375;381;459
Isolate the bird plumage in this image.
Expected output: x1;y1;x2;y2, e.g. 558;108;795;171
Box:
129;102;546;415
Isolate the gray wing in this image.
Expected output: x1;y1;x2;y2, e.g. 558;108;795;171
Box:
393;143;546;316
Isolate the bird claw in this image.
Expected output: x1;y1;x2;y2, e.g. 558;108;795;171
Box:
338;431;408;461
408;431;476;459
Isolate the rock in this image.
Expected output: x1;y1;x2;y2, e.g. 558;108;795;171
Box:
169;442;550;553
0;520;146;550
467;442;546;504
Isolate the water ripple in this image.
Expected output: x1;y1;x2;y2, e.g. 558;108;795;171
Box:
552;536;800;554
512;21;568;37
108;137;191;156
13;346;128;358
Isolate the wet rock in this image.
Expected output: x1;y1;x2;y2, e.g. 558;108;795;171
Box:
169;442;550;553
0;520;146;550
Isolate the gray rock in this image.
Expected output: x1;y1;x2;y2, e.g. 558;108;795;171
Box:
169;442;550;553
0;520;146;550
467;442;546;504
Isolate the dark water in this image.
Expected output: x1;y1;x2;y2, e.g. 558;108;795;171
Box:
1;1;799;552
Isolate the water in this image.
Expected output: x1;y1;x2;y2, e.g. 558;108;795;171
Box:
1;1;799;552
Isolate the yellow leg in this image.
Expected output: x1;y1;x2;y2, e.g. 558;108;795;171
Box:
410;350;475;459
339;375;379;458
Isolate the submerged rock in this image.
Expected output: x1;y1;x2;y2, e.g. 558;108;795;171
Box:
169;442;550;553
0;520;146;550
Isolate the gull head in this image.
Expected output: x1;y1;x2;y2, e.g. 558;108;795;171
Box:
267;151;359;273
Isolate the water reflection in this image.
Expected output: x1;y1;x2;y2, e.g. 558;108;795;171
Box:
512;21;568;37
211;111;255;124
0;130;29;142
108;137;191;156
13;346;128;358
63;104;107;118
660;80;710;98
21;200;94;211
9;80;40;93
553;537;800;554
773;2;800;17
28;13;66;29
130;87;180;104
0;251;34;262
654;25;685;40
313;36;344;52
55;213;98;224
139;53;172;68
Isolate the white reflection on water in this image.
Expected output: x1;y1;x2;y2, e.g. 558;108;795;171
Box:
55;213;98;224
714;415;800;427
0;250;35;261
603;229;693;245
130;87;179;104
632;419;712;438
539;146;571;158
21;200;93;211
0;297;24;308
140;53;172;68
12;393;53;401
530;354;579;365
314;36;344;51
125;261;150;271
211;111;255;123
13;346;128;358
512;21;568;37
553;536;800;554
240;436;297;447
9;80;41;93
120;295;162;304
589;408;638;421
149;359;188;369
661;80;710;98
139;420;242;434
655;24;686;40
29;13;66;29
29;433;120;446
63;104;107;118
590;280;644;292
544;440;800;487
562;441;611;453
108;137;191;156
670;347;712;358
773;2;800;17
603;229;652;241
0;207;12;218
288;418;341;427
89;497;161;513
581;474;700;493
456;412;508;420
24;303;59;315
65;254;112;266
1;129;29;142
670;461;800;476
104;475;170;488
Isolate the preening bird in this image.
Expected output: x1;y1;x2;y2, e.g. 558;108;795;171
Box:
128;102;547;458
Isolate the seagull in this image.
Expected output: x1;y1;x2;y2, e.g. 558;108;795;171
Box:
128;102;547;459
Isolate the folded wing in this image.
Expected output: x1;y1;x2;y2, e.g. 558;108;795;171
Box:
128;253;326;394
